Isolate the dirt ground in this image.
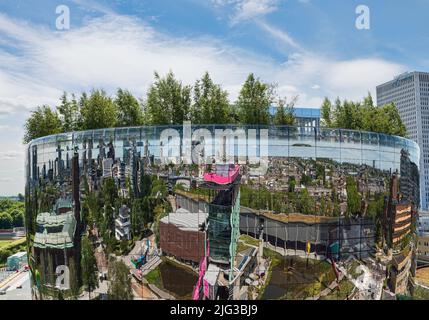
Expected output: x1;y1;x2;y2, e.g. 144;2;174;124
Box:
131;280;158;299
416;267;429;286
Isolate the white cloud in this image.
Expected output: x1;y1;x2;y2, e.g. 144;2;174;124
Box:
212;0;278;24
0;13;404;108
0;124;19;131
70;0;115;15
232;0;278;24
0;150;23;160
256;20;301;49
0;11;407;194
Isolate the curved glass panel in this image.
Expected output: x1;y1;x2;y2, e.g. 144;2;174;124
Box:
25;124;420;300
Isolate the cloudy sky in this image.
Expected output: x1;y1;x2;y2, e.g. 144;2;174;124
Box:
0;0;428;195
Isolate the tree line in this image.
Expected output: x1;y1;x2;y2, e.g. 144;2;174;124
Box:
23;71;296;143
23;71;407;144
320;94;406;137
0;199;24;229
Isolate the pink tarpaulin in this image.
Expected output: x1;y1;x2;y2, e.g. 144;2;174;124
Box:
192;244;209;300
203;279;209;298
203;164;240;185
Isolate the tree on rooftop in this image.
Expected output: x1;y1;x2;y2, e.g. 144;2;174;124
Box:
321;94;407;137
273;96;297;126
191;72;232;124
375;103;407;137
57;92;81;132
144;71;191;125
236;73;274;125
321;97;332;128
80;90;118;130
23;105;62;143
115;88;144;127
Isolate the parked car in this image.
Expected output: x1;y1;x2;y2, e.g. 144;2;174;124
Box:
0;289;6;295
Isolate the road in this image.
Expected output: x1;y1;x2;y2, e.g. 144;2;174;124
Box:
0;271;31;300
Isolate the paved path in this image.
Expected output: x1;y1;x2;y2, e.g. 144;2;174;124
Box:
140;256;162;276
0;272;31;300
131;280;158;300
147;283;175;300
0;270;24;290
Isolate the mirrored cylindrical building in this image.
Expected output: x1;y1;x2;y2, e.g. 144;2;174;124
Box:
25;124;420;300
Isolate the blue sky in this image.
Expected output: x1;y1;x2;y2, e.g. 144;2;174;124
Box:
0;0;428;195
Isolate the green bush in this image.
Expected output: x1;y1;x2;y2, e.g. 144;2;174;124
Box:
0;249;12;264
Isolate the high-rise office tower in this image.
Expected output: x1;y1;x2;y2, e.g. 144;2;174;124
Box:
377;71;429;210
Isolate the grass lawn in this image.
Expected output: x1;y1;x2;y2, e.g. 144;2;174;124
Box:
237;242;251;253
145;266;162;288
239;234;260;247
0;240;14;249
412;285;429;300
0;238;26;250
319;280;355;300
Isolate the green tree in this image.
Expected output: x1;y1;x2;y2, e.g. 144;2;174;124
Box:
321;97;332;127
144;71;191;125
300;173;312;186
273;96;297;126
236;73;274;125
80;90;118;130
100;177;118;236
0;199;14;211
68;256;81;299
299;188;314;215
115;88;144;127
108;259;133;300
288;177;296;193
81;236;98;298
131;199;143;237
23;106;62;143
9;208;24;227
375;103;407;137
0;212;13;229
102;177;118;204
319;197;328;216
346;177;361;216
191;72;231;124
57;92;80;132
322;94;407;137
0;200;24;228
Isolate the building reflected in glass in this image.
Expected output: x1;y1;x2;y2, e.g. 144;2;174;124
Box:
25;124;420;300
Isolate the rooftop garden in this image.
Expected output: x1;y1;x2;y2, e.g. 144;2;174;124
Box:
24;71;406;145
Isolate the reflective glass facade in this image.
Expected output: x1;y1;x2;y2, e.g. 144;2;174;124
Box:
25;124;420;300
